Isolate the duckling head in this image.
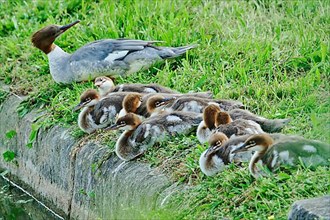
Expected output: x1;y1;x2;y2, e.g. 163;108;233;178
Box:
204;132;229;158
232;133;274;153
32;20;80;54
203;104;221;129
73;89;100;111
147;95;176;114
123;93;143;113
107;113;142;131
94;76;115;95
215;111;233;126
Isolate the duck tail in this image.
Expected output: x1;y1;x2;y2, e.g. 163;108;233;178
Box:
157;44;198;59
170;44;198;56
262;118;291;133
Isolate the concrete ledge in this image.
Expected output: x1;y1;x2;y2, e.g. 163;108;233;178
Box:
288;195;330;220
0;95;178;219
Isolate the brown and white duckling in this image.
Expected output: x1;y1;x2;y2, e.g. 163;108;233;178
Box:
163;96;244;113
228;109;290;133
146;94;177;116
94;76;178;97
232;133;330;178
199;132;255;176
197;104;220;144
214;111;264;138
117;93;143;118
73;89;127;133
197;104;289;142
120;92;212;118
108;111;202;160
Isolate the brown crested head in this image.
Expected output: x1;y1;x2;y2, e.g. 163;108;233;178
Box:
215;111;233;126
32;25;60;54
203;104;221;129
245;134;274;149
146;94;173;113
31;20;80;54
123;93;142;113
205;132;229;157
109;113;142;130
232;133;274;154
73;89;100;111
208;132;229;147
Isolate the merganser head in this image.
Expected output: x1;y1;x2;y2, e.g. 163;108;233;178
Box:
204;132;229;158
232;133;274;153
73;89;100;111
94;76;115;95
215;111;233;126
147;95;176;114
31;20;80;54
123;93;143;113
107;113;142;131
203;104;221;129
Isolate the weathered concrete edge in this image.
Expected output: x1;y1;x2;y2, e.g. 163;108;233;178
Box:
0;95;180;219
288;195;330;220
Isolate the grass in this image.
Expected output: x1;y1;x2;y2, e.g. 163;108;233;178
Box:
1;0;329;219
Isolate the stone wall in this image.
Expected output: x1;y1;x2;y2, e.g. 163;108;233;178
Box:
0;96;179;219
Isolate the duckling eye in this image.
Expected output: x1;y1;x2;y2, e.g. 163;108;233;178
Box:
216;141;222;145
85;98;91;102
120;121;125;125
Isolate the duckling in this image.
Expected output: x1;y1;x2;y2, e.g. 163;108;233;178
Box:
199;132;229;176
94;76;178;97
199;132;255;176
228;109;290;133
232;133;330;178
108;112;202;160
32;20;197;84
164;96;245;113
119;93;212;118
117;93;143;118
197;104;220;144
73;89;127;133
214;111;264;138
146;94;177;116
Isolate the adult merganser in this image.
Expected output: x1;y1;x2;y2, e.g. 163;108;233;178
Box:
199;132;254;176
32;20;197;84
214;111;264;138
73;89;127;133
108;112;202;160
232;133;330;178
94;76;178;97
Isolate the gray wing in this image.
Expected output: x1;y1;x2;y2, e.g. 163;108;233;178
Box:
91;96;124;125
69;39;159;62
